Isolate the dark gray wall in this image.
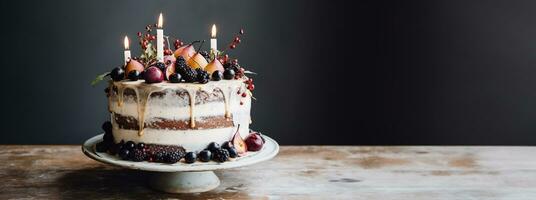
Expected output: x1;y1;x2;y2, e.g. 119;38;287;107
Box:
1;0;536;145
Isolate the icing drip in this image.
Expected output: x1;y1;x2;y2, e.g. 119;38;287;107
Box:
134;86;162;135
113;82;163;136
187;88;197;128
110;79;246;136
222;87;231;118
117;86;125;107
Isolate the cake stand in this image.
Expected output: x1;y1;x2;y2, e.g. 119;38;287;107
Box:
82;133;279;193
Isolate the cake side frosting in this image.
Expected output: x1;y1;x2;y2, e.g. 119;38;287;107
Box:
108;79;251;151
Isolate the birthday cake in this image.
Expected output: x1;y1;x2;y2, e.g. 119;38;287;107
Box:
93;14;264;164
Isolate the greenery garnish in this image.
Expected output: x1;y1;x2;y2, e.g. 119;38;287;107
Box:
91;72;110;86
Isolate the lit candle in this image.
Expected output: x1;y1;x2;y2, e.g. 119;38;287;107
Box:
210;24;217;52
156;13;164;62
123;36;131;65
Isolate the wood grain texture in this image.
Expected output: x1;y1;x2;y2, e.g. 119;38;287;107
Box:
1;145;535;199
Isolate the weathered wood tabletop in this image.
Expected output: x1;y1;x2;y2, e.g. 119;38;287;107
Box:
0;145;535;199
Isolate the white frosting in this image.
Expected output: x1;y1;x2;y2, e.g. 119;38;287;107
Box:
112;124;251;152
108;79;252;150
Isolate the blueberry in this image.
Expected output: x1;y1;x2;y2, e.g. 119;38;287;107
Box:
101;121;112;133
184;152;197;164
227;147;238;158
207;142;220;152
223;68;235;80
211;71;223;81
110;67;125;81
124;141;136;150
221;141;233;150
118;148;130;160
128;70;141;81
136;142;145;150
198;150;212;162
169;73;182;83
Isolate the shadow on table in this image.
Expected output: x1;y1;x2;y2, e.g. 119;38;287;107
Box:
57;167;253;199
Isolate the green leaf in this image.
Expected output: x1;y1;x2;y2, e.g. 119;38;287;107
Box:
91;72;110;86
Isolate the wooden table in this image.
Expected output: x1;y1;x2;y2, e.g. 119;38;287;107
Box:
1;146;535;199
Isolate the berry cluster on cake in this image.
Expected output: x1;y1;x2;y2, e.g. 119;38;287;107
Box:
93;15;264;164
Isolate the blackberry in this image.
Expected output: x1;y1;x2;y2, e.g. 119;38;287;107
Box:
103;132;114;145
154;62;166;73
199;51;210;61
130;149;146;162
196;68;210;84
224;62;241;73
95;142;108;152
213;148;230;163
175;57;187;68
154;151;166;162
165;151;183;164
109;141;123;155
177;66;197;83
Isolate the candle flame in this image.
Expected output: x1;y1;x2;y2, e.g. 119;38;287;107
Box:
157;13;163;28
211;24;217;38
124;36;129;50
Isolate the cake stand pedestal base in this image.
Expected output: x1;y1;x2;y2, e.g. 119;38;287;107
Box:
149;171;220;193
82;133;278;194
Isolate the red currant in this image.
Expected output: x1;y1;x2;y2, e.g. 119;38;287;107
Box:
150;35;156;40
137;32;142;37
234;37;240;43
164;49;172;55
241;93;247;97
230;44;236;49
239;29;244;35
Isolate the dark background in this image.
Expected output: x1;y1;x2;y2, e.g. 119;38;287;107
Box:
1;0;536;145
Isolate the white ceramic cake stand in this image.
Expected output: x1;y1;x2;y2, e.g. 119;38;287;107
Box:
82;133;279;193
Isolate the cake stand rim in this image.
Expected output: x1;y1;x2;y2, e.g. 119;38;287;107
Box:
81;132;279;172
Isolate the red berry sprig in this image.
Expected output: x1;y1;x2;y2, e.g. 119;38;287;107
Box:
219;28;245;57
244;77;254;91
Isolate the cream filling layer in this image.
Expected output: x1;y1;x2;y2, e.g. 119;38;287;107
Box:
112;126;250;152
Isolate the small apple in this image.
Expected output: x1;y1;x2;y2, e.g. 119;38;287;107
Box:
143;66;164;83
245;132;264;151
232;130;247;155
186;53;208;69
125;59;144;76
204;58;224;74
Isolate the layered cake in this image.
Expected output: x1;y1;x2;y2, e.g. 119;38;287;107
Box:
94;15;265;164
